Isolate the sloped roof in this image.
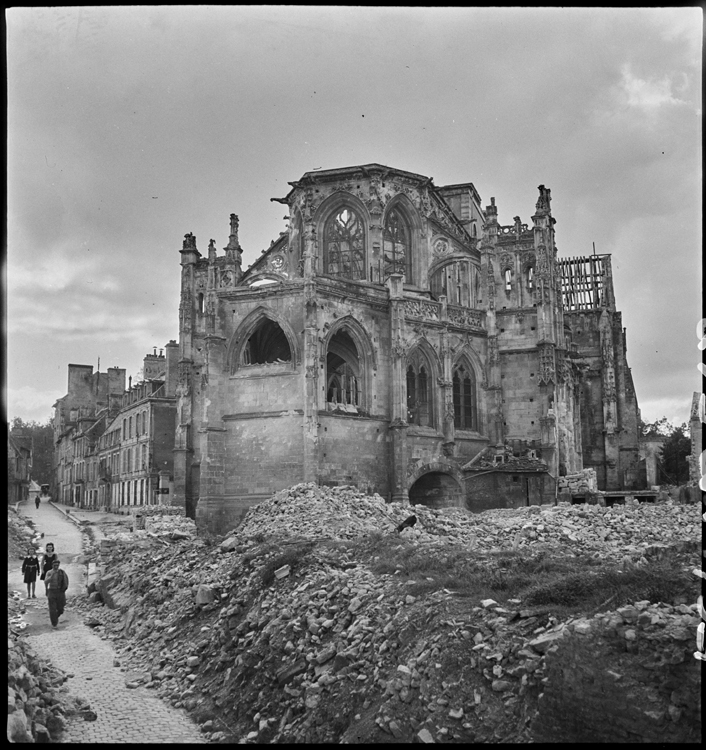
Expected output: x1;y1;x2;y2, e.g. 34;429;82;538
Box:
462;446;548;473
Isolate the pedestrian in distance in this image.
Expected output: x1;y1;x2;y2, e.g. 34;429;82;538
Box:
22;546;40;599
35;495;40;509
40;543;58;593
45;559;69;629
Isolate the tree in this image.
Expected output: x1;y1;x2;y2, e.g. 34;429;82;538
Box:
10;418;54;485
657;422;691;485
639;415;674;437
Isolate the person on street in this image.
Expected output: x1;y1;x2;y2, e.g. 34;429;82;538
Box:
22;547;40;599
40;543;57;592
45;559;69;629
35;495;40;509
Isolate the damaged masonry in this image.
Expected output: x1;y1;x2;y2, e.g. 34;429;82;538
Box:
168;163;645;534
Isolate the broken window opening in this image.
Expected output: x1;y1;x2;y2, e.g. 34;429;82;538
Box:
430;261;479;307
326;330;361;410
504;268;512;291
241;318;292;366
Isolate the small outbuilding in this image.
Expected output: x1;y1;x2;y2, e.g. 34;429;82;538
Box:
463;445;555;512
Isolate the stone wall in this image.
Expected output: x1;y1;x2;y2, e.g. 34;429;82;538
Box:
557;467;598;495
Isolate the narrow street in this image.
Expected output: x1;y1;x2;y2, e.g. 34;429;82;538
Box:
9;500;207;744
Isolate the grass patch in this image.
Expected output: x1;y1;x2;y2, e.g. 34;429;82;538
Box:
259;541;316;587
352;535;697;616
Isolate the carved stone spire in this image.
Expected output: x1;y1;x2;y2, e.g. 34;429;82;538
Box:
535;185;552;216
224;213;242;282
225;214;240;252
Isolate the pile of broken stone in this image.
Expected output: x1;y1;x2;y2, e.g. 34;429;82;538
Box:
7;624;91;743
240;483;699;563
70;484;700;743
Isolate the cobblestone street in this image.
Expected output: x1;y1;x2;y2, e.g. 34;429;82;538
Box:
10;500;206;743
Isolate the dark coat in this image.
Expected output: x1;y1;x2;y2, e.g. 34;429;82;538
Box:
22;555;39;584
40;553;58;580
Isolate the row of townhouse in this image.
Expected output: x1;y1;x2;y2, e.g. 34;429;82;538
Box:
52;342;178;510
8;431;32;504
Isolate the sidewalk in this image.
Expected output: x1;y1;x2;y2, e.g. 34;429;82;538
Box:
11;500;208;743
49;502;120;543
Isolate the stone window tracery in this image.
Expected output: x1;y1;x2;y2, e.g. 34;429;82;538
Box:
324;207;365;280
430;261;479;308
326;330;362;410
407;350;432;427
383;207;412;282
452;363;477;431
505;268;513;291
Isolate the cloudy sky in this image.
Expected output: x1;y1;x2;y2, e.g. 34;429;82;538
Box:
6;6;702;427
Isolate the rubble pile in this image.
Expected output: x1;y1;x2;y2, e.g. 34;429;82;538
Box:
8;620;87;742
236;483;411;539
238;483;699;563
69;486;700;744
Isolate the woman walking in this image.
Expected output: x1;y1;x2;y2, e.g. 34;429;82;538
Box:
40;543;58;593
22;547;40;599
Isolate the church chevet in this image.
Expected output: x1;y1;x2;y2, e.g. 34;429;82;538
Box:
171;163;644;534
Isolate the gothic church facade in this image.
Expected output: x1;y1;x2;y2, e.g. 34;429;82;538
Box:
172;164;642;533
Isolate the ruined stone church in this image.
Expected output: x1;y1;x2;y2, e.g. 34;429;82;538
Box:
172;163;643;533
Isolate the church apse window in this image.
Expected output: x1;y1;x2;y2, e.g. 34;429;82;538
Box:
452;363;477;431
324;207;365;280
430;261;479;307
526;265;534;291
406;351;432;427
241;318;292;366
383;207;412;282
504;268;513;291
326;330;361;410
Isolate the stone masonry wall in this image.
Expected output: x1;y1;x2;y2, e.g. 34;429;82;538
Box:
317;414;390;494
224;415;305;497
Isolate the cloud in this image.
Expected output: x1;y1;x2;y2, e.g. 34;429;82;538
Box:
619;64;689;111
639;395;695;427
5;385;62;424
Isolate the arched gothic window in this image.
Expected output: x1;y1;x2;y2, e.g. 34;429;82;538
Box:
526;265;534;290
326;330;362;411
504;268;513;291
452;363;477;431
407;351;432;427
241;318;291;366
383;207;412;282
324;208;365;280
430;261;479;307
